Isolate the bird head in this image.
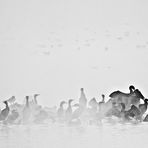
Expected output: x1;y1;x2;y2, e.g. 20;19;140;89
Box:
80;88;84;92
144;98;148;103
68;99;74;104
3;100;7;104
60;101;67;107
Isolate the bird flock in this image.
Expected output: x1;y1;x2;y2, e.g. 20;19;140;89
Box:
0;85;148;126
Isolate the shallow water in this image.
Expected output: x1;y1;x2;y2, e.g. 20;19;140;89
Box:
1;122;148;148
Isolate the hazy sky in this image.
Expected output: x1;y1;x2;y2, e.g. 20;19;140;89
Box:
0;0;148;106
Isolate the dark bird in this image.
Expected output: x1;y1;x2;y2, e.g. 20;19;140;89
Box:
129;85;135;94
109;86;144;110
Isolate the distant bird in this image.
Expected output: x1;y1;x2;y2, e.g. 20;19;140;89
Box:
129;85;135;93
42;51;50;56
79;88;87;108
120;103;141;121
65;99;74;122
6;96;16;104
0;101;10;121
105;102;121;118
71;103;83;120
6;109;19;124
88;98;98;115
22;96;31;123
89;98;98;109
139;99;148;115
33;94;40;105
57;101;66;119
98;94;105;112
88;98;98;124
99;94;105;104
109;85;135;98
143;114;148;122
109;86;144;110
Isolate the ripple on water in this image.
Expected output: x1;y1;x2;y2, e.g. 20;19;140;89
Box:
0;122;148;148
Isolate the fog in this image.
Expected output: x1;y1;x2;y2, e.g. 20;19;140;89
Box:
0;0;148;147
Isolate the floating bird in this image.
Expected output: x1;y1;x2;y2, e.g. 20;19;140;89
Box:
0;101;10;121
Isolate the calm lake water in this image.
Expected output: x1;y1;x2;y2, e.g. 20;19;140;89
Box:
1;121;148;148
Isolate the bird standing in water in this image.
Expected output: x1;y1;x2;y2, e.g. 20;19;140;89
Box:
57;101;66;121
22;96;31;124
0;101;10;121
65;99;73;122
79;88;87;109
33;94;40;105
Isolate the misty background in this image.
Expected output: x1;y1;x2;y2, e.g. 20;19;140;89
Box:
0;0;148;107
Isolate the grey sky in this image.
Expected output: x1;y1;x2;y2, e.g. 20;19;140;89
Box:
0;0;148;106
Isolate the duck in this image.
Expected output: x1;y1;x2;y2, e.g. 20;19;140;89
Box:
0;101;10;121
